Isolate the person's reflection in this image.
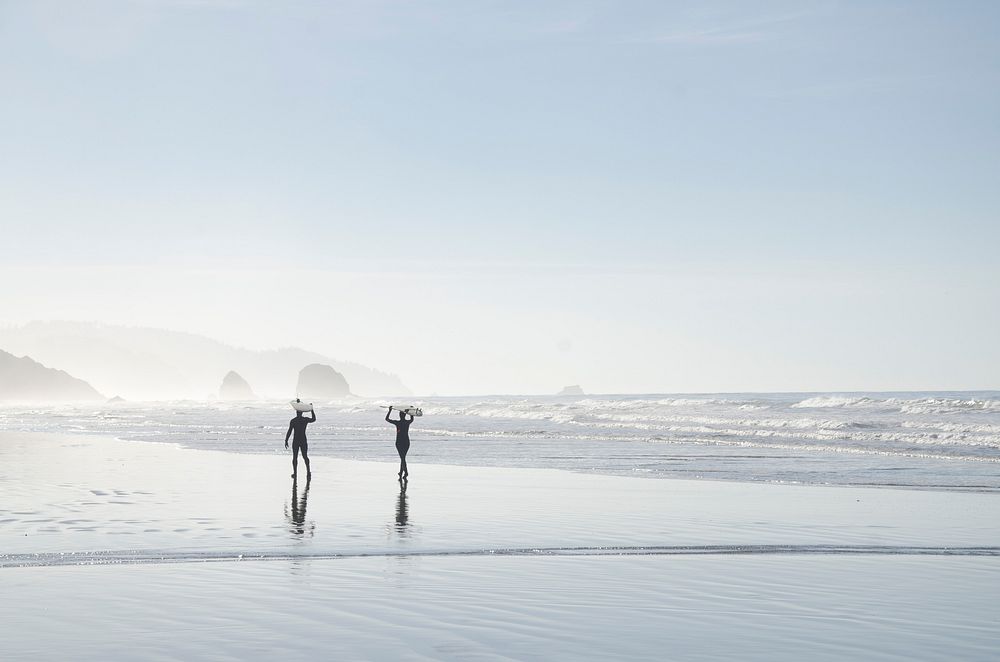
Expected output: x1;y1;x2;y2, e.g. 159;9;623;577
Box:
395;479;409;530
285;475;313;538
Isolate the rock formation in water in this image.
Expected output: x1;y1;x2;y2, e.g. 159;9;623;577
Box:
219;371;257;400
296;363;350;399
0;321;410;399
557;384;585;396
0;349;103;401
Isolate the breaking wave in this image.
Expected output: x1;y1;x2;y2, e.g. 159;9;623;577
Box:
3;391;999;490
5;544;999;568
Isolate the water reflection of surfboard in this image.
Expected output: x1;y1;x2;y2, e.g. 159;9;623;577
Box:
290;399;314;413
391;406;423;417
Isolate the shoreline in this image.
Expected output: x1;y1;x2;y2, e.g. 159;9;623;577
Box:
7;544;1000;571
4;391;999;493
3;431;998;561
3;431;999;660
12;424;1000;495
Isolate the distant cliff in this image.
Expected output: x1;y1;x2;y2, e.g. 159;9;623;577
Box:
557;385;585;396
0;350;104;401
219;371;256;400
0;321;410;400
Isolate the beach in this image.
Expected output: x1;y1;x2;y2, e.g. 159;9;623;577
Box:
6;0;999;657
5;393;999;490
2;432;999;660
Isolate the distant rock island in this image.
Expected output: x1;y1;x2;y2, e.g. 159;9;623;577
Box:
557;385;585;396
219;371;256;400
0;321;410;400
296;363;350;399
0;349;103;401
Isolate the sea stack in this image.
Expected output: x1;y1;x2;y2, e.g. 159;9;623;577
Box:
296;363;350;399
219;371;257;400
557;385;585;396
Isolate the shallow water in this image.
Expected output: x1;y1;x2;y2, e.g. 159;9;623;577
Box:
3;434;998;567
2;434;998;660
4;556;999;661
3;391;1000;490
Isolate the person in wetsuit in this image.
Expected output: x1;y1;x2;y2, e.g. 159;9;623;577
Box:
385;406;414;480
285;407;316;479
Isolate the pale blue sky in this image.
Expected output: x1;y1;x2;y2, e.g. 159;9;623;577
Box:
1;1;998;393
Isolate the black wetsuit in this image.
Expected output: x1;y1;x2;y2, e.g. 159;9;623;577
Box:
288;415;313;451
389;415;412;477
286;411;315;476
392;417;412;451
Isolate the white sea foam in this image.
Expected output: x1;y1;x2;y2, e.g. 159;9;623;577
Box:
791;396;883;409
791;395;1000;414
3;391;999;489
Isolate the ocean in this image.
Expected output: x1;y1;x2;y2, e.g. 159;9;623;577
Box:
3;392;999;491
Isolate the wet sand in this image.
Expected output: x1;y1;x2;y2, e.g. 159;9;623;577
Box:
1;432;999;659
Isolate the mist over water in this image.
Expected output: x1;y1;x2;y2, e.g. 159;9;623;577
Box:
4;392;999;491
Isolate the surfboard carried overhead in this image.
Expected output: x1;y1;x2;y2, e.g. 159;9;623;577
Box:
290;399;314;413
390;405;423;417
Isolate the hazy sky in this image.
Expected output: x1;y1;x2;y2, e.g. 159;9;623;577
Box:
2;0;998;394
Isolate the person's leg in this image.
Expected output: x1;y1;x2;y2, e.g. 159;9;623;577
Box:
291;443;299;478
401;442;409;478
301;444;311;477
396;442;405;478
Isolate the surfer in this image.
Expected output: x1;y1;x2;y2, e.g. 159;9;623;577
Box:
385;406;414;479
285;407;316;479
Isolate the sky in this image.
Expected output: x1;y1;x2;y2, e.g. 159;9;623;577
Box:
1;0;998;395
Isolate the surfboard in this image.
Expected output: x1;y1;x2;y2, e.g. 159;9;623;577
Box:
290;399;314;413
391;406;423;417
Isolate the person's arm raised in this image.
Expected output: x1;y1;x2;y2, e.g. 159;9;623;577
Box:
385;406;393;423
309;409;317;423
